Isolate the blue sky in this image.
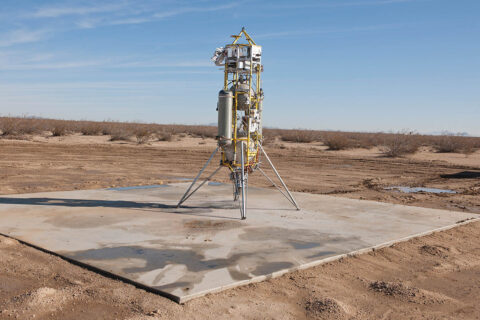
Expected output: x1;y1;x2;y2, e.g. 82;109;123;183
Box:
0;0;479;135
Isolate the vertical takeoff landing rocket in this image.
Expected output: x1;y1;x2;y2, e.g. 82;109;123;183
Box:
177;28;299;219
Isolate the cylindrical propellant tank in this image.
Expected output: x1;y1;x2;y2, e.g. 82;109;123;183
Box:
230;82;253;111
217;90;233;145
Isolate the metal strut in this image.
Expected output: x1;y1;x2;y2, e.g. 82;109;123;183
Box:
259;144;300;210
177;146;219;208
258;167;296;207
240;141;247;219
179;166;222;205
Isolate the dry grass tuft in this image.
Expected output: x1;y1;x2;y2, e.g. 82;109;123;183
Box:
433;135;473;154
380;132;420;157
79;122;103;136
322;132;353;150
109;129;131;141
134;127;152;144
277;129;318;143
51;124;68;137
0;117;21;136
156;131;173;142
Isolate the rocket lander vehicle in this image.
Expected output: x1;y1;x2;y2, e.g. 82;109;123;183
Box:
177;28;299;219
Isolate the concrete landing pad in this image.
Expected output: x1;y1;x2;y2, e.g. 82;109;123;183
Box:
0;183;476;303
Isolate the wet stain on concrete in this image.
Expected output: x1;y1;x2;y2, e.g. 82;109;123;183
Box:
108;185;169;191
227;268;252;281
68;246;208;275
251;261;295;276
289;240;324;250
66;244;308;292
183;219;242;230
61;226;363;291
44;213;132;229
239;227;362;249
306;251;338;259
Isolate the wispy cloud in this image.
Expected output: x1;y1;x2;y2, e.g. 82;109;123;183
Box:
0;81;218;94
107;17;152;26
331;0;425;7
269;0;424;9
256;24;411;39
93;2;241;27
1;60;106;71
113;60;212;68
0;52;212;71
0;29;50;47
31;3;126;18
75;17;103;29
153;3;240;19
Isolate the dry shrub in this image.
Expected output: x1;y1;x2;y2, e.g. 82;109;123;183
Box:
262;128;281;141
261;135;276;146
17;119;41;135
322;132;354;150
134;127;152;144
380;132;420;157
157;131;173;142
0;117;20;136
433;135;472;153
101;124;113;135
109;128;132;141
185;126;216;138
79;122;103;135
461;143;477;155
349;132;381;149
279;129;318;143
0;117;43;135
51;124;67;136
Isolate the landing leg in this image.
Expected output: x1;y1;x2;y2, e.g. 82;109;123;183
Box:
178;166;222;205
258;166;295;207
240;142;247;220
177;146;219;208
259;144;300;210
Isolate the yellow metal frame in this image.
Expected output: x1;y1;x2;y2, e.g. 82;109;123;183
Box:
220;28;262;172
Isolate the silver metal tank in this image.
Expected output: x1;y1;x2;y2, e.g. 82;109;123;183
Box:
217;90;233;145
230;83;253;111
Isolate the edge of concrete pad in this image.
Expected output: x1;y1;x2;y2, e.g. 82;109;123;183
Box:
177;216;480;303
1;217;478;304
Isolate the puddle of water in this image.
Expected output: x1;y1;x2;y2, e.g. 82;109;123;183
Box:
384;186;456;194
208;182;223;186
108;185;169;191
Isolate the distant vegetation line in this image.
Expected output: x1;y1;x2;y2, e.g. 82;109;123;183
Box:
0;116;479;157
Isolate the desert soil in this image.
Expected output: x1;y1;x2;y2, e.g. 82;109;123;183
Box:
0;135;479;319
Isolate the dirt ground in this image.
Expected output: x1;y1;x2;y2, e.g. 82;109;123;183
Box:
1;135;479;319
